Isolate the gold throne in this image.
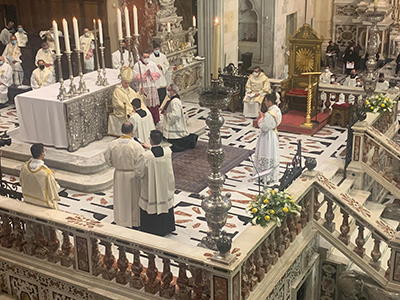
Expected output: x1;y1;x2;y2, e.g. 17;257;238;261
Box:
281;24;324;120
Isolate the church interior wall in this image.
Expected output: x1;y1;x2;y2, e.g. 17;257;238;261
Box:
313;0;334;45
224;0;239;67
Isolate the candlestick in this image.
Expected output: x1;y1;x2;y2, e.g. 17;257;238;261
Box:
133;34;144;91
118;39;125;78
66;51;78;96
73;17;81;51
374;0;378;8
75;49;89;94
193;15;196;28
98;19;103;45
117;8;123;40
93;19;102;85
56;54;69;100
52;20;61;56
167;22;171;33
212;17;220;80
127;37;133;67
99;45;109;86
133;5;138;36
62;19;71;53
124;6;131;38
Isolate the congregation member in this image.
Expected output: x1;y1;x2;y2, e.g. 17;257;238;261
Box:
330;74;340;85
325;40;339;67
134;49;161;124
355;77;363;88
0;21;14;46
136;130;176;236
35;42;55;74
112;40;130;69
31;59;54;89
104;122;145;228
80;28;95;73
254;93;282;185
0;56;13;104
129;98;155;145
15;25;28;47
343;46;358;74
343;69;358;87
376;73;389;91
150;42;169;105
19;143;60;209
2;35;23;85
319;66;333;84
39;25;63;51
161;83;198;152
243;66;271;118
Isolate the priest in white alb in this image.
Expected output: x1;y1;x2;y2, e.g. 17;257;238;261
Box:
31;59;54;89
0;56;13;104
35;42;55;75
254;93;282;185
2;35;23;85
319;66;333;84
80;28;95;73
243;67;271;118
136;130;176;236
112;40;130;69
104;122;145;228
15;25;28;47
150;42;169;105
19;143;60;209
128;98;155;145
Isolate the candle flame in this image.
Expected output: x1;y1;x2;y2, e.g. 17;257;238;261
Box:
73;17;76;20
117;8;120;12
133;5;137;8
214;17;219;25
62;18;66;22
98;19;101;22
93;19;96;23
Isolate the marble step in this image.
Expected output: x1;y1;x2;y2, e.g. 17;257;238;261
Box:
348;189;371;207
1;157;113;193
364;201;386;219
316;162;340;180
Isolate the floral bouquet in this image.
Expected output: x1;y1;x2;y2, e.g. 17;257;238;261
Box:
247;188;301;227
365;93;394;114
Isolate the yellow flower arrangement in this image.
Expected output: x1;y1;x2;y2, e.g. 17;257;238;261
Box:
365;93;394;114
283;207;289;213
252;208;258;214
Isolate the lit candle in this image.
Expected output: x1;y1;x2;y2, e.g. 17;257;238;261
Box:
167;22;171;33
62;19;71;53
192;15;196;28
212;17;220;80
124;6;131;38
374;0;378;7
98;19;103;45
52;20;61;56
117;8;123;40
72;17;81;51
133;5;138;36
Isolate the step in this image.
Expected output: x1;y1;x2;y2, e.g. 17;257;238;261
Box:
1;157;113;193
336;178;355;194
364;201;386;219
348;189;371;207
316;162;340;180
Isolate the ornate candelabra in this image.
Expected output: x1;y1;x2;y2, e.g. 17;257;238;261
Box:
75;49;89;94
65;51;79;97
56;54;69;100
118;38;125;78
99;44;109;86
133;34;144;91
93;22;102;86
198;79;235;264
127;36;134;68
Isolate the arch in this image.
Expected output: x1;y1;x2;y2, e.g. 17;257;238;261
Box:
239;0;259;42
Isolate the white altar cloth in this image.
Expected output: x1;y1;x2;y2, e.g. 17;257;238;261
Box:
15;69;120;148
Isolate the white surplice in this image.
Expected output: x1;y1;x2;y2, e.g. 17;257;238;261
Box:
104;135;145;227
0;28;11;45
128;109;155;145
112;50;130;69
19;158;60;209
15;31;28;47
254;104;282;184
31;67;54;89
343;76;357;87
149;52;169;88
0;62;13;103
133;60;161;107
162;95;188;139
243;72;271;117
35;48;55;74
2;43;23;85
319;70;333;84
80;34;95;72
376;80;389;91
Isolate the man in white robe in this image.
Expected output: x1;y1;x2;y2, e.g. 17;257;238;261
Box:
376;73;389;91
15;25;28;47
112;40;130;69
35;42;55;75
319;66;333;84
243;67;271;118
2;35;23;85
254;93;282;185
134;49;161;124
161;84;198;152
39;26;63;51
128;98;155;145
0;56;13;104
343;69;358;87
19;143;60;209
104;122;145;228
31;59;54;89
0;21;14;46
150;42;169;105
80;28;95;73
135;130;175;236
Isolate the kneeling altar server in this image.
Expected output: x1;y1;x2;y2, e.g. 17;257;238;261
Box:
128;98;155;145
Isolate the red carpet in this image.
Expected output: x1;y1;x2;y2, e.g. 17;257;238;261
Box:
278;110;331;135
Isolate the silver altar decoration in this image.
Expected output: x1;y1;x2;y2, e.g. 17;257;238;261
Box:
118;39;124;78
65;52;79;97
75;49;89;94
127;37;133;67
133;34;144;90
99;45;109;86
93;21;103;86
198;79;235;264
56;54;69;100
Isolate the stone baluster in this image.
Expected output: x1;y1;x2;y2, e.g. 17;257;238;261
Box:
313;193;321;221
241;263;250;299
192;268;206;300
91;238;102;277
160;258;175;298
60;231;75;268
370;235;382;271
0;214;12;248
385;250;392;280
247;255;258;291
116;246;131;285
260;239;271;273
304;196;311;223
324;93;332;114
371;145;380;171
34;224;48;259
269;232;278;265
338;209;350;245
383;153;393;182
175;262;191;300
286;217;296;242
294;213;302;234
354;223;366;258
145;254;160;294
281;219;290;250
22;220;36;256
254;245;265;282
101;241;117;280
130;250;145;289
47;227;60;263
11;217;24;252
275;226;285;257
323;197;335;233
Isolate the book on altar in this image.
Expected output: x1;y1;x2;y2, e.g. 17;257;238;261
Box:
346;62;354;69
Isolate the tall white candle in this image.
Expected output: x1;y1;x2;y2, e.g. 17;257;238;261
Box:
212;17;220;80
62;19;71;53
98;19;104;45
167;22;171;33
192;15;196;28
52;20;61;56
124;6;131;38
374;0;378;7
117;8;123;40
72;17;81;51
133;5;138;36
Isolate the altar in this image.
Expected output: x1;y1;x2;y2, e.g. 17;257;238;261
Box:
15;69;120;152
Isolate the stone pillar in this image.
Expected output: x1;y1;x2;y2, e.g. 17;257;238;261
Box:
313;0;333;44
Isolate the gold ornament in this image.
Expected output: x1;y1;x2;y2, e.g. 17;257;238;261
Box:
295;48;314;73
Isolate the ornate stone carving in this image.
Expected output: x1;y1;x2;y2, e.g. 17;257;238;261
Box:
0;214;12;248
60;231;75;268
11;217;24;252
101;241;117;280
22;220;36;256
47;227;60;263
91;238;103;277
76;236;89;272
